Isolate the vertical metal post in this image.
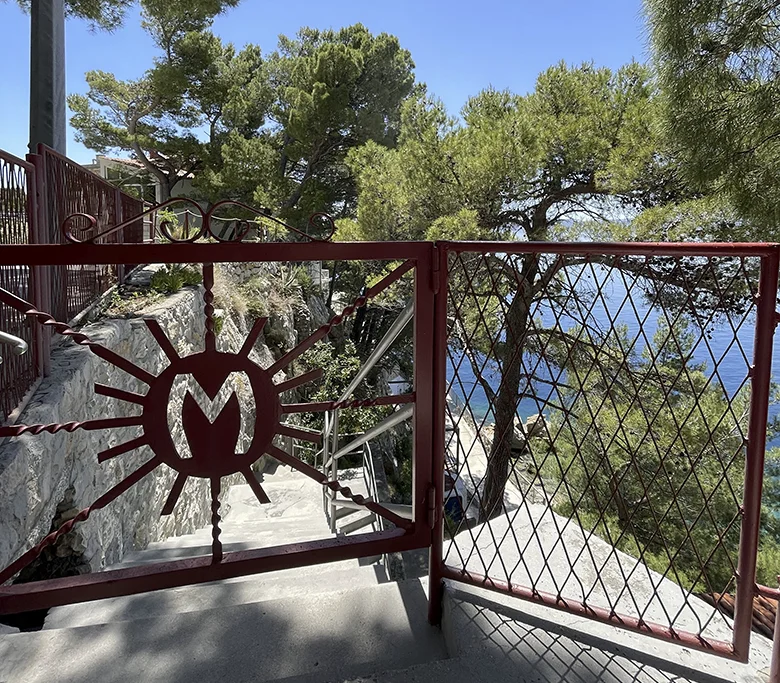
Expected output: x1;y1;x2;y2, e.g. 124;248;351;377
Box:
29;0;66;154
114;188;125;283
322;411;330;514
329;410;339;533
428;244;447;625
734;248;780;661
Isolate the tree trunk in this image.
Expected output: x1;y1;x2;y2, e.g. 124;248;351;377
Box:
159;179;172;203
479;253;539;522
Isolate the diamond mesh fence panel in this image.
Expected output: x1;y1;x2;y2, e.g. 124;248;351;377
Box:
441;247;768;651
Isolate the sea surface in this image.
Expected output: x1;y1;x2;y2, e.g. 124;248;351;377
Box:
445;265;780;451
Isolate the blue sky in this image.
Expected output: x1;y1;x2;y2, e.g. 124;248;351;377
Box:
0;0;648;164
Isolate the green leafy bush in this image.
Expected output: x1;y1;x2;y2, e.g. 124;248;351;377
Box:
150;264;203;294
544;320;780;594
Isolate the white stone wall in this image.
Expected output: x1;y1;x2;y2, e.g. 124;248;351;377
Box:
0;285;273;577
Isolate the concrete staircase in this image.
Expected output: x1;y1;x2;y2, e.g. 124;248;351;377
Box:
0;465;449;683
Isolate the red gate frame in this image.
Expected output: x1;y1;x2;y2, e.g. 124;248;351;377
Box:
0;240;436;615
427;240;780;663
1;238;779;664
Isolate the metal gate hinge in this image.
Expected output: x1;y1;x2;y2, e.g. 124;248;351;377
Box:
427;483;438;529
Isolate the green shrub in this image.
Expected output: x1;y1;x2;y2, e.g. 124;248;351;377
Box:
150;264;202;294
295;267;316;297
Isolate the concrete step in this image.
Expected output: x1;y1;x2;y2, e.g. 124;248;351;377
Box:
337;513;376;536
0;580;446;683
334;505;366;521
116;524;337;567
358;555;383;566
45;562;387;630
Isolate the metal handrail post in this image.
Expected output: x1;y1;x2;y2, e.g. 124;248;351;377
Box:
329;410;339;533
322;412;330;516
364;442;380;530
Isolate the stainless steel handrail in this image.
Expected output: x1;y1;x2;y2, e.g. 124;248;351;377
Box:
0;331;28;364
332;497;414;520
326;404;414;466
337;303;413;403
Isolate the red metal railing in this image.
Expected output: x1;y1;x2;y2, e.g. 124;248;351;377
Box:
0;145;148;422
0;239;434;614
428;241;780;663
0;150;40;422
119;192;145;245
34;145;145;321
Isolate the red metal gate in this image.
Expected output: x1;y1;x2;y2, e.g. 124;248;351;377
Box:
428;241;780;663
0;232;435;614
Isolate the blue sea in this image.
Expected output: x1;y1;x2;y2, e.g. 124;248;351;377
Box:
445;265;780;451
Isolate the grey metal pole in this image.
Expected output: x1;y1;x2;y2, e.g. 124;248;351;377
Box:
329;410;339;533
29;0;67;154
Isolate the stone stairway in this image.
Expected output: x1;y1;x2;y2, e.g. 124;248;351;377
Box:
0;464;450;683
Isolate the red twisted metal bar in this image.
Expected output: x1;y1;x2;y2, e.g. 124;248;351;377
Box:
211;477;223;564
0;416;143;437
0;287;155;385
203;263;216;353
268;259;415;376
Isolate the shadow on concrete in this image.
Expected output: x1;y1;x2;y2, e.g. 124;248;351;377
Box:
444;586;742;683
0;573;446;683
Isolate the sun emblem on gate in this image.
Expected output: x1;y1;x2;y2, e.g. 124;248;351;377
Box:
145;334;283;479
100;312;322;514
79;263;326;516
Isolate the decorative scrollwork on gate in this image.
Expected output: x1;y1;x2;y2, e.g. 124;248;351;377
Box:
62;198;336;244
